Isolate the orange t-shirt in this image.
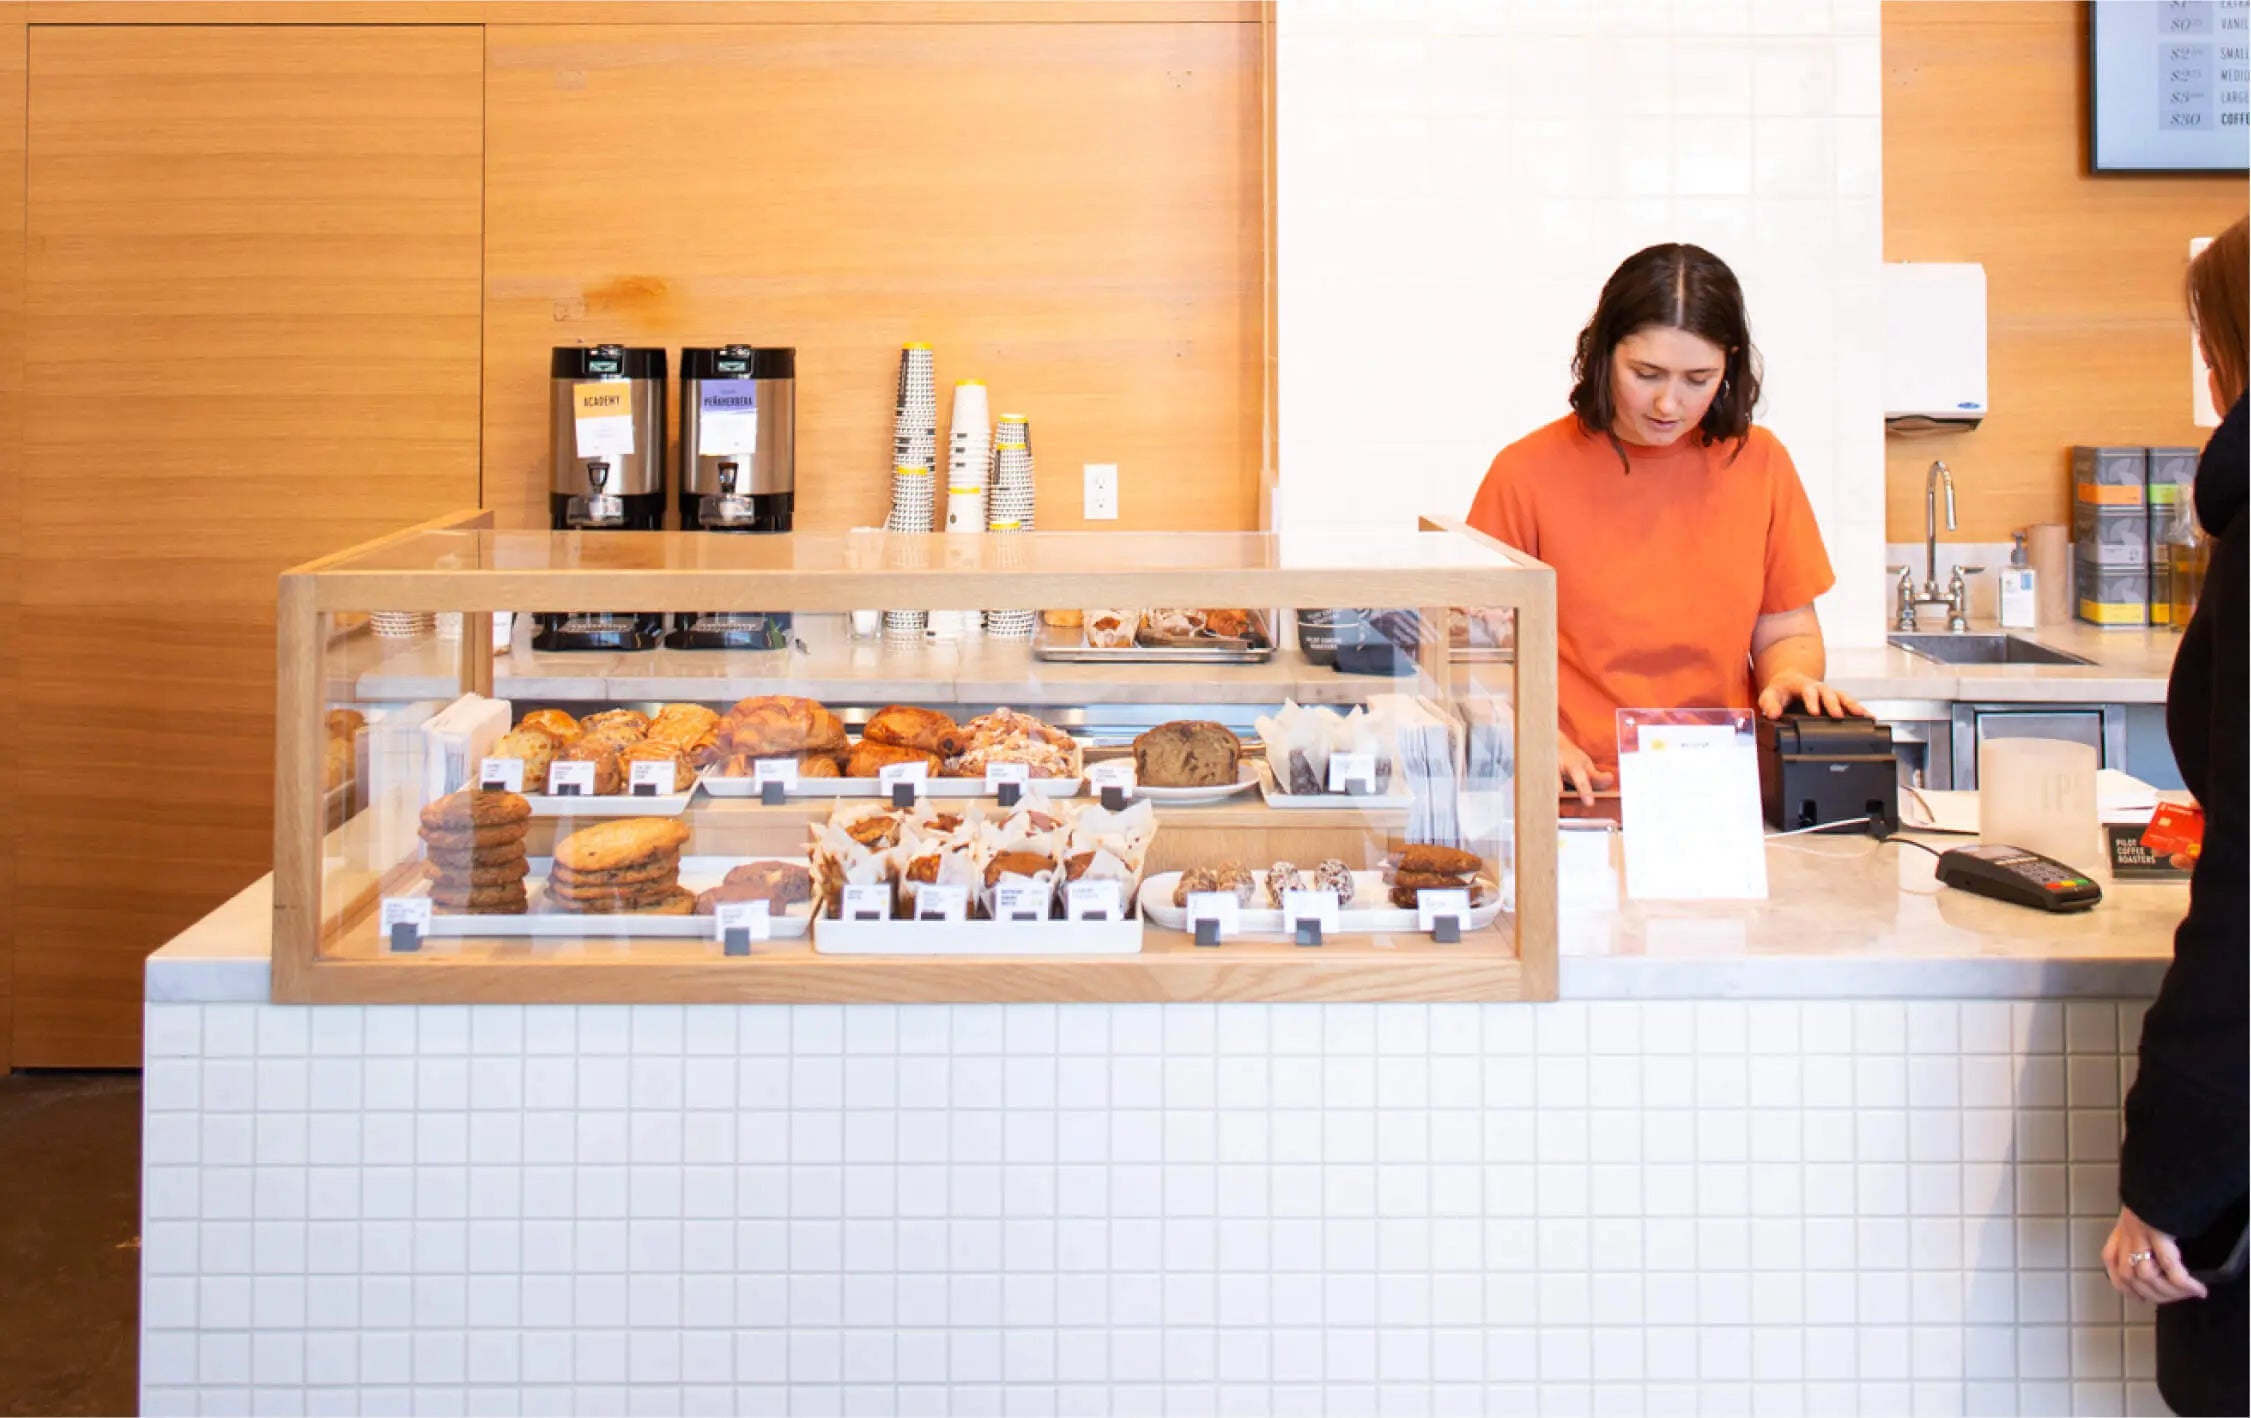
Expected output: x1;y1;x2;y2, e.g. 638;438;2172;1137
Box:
1467;415;1836;769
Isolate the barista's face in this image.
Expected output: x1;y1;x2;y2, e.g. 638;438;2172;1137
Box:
1610;325;1728;448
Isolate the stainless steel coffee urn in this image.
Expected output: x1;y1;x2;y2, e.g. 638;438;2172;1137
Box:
670;344;798;650
536;344;668;652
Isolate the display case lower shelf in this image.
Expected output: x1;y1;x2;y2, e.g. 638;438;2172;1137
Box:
295;913;1529;1004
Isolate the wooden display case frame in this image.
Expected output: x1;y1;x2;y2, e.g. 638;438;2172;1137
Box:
272;511;1558;1004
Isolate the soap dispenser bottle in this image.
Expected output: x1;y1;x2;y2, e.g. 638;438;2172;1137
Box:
1998;529;2038;629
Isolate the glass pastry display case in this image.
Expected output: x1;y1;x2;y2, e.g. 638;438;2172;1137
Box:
275;510;1558;1004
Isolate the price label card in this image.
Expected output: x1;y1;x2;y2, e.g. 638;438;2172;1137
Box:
380;896;432;951
994;882;1050;922
1066;879;1122;921
1415;888;1472;932
478;757;525;793
1283;889;1342;934
983;762;1032;791
841;882;891;921
714;900;772;943
913;884;969;922
1616;709;1767;901
752;758;798;788
1328;752;1379;794
1086;760;1134;789
1185;891;1241;938
628;760;678;795
547;760;597;797
696;383;759;456
877;761;929;786
572;381;637;457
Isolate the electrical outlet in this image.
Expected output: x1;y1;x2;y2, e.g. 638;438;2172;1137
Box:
1083;463;1120;521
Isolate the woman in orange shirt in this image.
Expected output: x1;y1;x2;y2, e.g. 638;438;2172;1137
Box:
1468;242;1864;801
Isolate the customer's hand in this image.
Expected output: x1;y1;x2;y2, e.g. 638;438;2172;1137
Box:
2104;1205;2209;1304
1758;670;1866;721
1558;732;1614;807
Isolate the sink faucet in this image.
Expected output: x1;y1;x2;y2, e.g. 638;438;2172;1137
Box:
1923;460;1958;605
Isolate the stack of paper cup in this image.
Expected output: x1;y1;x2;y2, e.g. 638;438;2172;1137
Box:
883;462;934;638
891;343;938;473
945;380;991;534
984;426;1038;638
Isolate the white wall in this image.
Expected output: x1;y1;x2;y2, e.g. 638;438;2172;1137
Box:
1275;0;1888;646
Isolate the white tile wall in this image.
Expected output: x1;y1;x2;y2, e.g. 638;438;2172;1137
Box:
145;999;2159;1417
1276;0;1889;646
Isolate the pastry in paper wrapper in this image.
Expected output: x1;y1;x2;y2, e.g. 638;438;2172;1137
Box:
1063;798;1157;900
810;809;903;918
895;821;987;918
1254;700;1331;796
970;810;1065;918
1082;609;1140;649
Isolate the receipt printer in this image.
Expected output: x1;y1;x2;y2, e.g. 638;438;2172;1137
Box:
1758;714;1898;834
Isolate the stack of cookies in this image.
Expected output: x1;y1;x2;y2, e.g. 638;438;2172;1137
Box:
548;817;695;916
418;788;534;914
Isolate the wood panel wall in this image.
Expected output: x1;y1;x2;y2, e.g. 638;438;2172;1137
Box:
15;24;483;1065
0;9;23;1075
1883;2;2242;542
483;20;1266;534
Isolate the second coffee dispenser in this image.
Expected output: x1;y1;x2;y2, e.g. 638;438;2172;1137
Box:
670;343;798;649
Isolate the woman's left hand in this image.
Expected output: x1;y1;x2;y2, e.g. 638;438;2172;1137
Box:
1757;670;1866;720
2103;1205;2209;1304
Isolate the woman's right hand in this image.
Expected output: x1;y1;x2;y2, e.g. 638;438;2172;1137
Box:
1559;731;1615;806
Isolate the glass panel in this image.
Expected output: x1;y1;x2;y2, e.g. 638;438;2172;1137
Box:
300;529;1543;991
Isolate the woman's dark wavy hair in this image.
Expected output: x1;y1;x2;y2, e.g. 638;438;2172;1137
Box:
1568;242;1762;472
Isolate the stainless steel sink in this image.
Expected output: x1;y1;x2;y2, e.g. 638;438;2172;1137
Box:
1888;633;2094;667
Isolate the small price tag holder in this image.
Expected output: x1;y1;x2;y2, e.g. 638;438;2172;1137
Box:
1417;888;1471;944
478;757;524;794
381;897;432;954
1327;752;1379;796
548;761;596;798
715;900;771;956
994;882;1049;923
986;761;1030;807
629;760;677;797
753;757;797;806
1283;889;1339;947
1186;891;1240;947
914;884;969;923
841;883;891;922
1066;879;1122;922
1087;761;1133;812
879;760;926;807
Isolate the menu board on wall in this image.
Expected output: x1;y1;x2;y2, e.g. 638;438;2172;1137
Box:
2091;0;2251;171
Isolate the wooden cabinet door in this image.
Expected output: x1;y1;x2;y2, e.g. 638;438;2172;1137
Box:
17;25;482;1065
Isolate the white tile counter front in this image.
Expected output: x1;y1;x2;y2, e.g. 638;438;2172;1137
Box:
142;844;2183;1417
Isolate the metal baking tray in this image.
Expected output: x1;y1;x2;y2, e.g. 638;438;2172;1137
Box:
1032;609;1279;665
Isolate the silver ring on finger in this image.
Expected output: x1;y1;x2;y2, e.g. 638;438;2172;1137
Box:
2126;1249;2155;1268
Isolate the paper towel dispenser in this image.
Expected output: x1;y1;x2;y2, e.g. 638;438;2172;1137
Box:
1883;262;1987;431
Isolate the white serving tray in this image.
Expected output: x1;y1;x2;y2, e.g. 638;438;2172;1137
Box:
1136;870;1504;938
699;771;1084;801
813;913;1143;956
1253;760;1414;811
1113;765;1261;804
407;856;814;939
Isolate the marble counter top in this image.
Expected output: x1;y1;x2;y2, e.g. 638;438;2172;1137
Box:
151;831;2183;1005
339;615;2172;709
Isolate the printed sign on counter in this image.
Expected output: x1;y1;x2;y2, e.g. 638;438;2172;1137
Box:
1615;708;1768;901
1328;753;1379;794
547;761;598;797
994;882;1049;922
628;760;679;796
1414;888;1471;933
713;900;771;944
914;885;969;922
478;757;525;794
840;883;891;922
1185;891;1241;939
877;761;930;786
752;758;798;788
1283;889;1342;934
984;762;1032;792
1066;880;1122;921
697;383;759;456
572;381;637;457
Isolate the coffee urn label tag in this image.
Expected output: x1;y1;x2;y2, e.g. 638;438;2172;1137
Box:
572;381;637;457
698;384;759;456
628;760;678;795
478;757;525;794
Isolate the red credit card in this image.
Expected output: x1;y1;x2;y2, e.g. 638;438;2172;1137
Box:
2141;802;2206;859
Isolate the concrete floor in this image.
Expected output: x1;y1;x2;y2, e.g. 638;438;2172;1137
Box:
0;1071;141;1417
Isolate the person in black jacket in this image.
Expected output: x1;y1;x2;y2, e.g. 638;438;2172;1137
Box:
2105;216;2249;1418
